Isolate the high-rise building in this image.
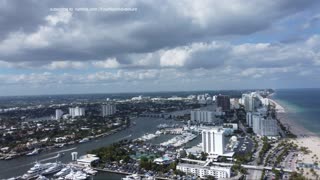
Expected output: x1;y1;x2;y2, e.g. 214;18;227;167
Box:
202;128;226;155
102;104;116;117
246;112;253;127
216;95;230;111
243;94;254;112
252;115;278;137
69;107;85;118
191;110;215;123
260;117;278;136
242;92;264;112
55;109;64;120
252;114;262;133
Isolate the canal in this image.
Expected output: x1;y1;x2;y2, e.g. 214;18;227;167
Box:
0;117;189;179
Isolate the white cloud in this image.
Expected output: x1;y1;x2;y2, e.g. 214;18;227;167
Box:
92;58;120;69
45;61;87;70
160;47;190;67
45;11;72;26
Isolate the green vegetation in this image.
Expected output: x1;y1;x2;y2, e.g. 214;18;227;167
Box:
140;157;178;174
264;154;271;166
299;146;311;154
260;169;265;180
200;152;208;161
89;141;132;164
274;141;297;165
289;172;306;180
252;137;258;151
272;168;281;180
246;127;253;134
234;152;252;164
187;153;197;160
258;137;271;165
204;175;216;180
232;163;247;175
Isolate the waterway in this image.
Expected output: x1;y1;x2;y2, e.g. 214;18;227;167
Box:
272;89;320;136
0;117;192;179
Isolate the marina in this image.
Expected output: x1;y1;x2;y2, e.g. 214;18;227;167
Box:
0;117;181;179
13;161;97;180
160;133;197;147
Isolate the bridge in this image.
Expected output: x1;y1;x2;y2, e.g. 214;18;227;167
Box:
180;158;293;173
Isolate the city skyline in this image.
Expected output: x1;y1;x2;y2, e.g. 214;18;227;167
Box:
1;0;320;96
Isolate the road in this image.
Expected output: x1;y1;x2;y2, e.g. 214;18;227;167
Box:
247;169;262;180
180;158;293;172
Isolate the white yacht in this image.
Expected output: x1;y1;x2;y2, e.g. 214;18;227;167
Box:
26;148;39;156
65;170;88;180
83;167;97;175
35;175;48;180
21;162;52;179
42;162;63;175
122;174;141;180
122;174;155;180
64;170;75;180
74;171;88;180
54;166;71;177
79;138;89;143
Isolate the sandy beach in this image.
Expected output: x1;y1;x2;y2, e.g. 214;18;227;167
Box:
268;97;320;178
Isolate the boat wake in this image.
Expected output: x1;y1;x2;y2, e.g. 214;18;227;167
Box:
39;154;60;162
46;147;77;156
116;134;132;141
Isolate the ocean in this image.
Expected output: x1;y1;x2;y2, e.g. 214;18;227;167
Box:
272;88;320;136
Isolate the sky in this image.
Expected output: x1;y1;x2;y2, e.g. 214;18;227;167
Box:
0;0;320;96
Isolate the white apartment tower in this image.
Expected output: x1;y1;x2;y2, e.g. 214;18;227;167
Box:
252;115;278;137
55;109;64;120
102;104;116;117
246;112;253;127
243;94;254;112
69;107;85;118
202;128;226;155
191;110;215;123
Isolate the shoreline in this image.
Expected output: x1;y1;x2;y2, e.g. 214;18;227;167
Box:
268;97;318;137
268;97;320;177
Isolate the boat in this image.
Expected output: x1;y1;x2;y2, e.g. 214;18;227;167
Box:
79;138;89;143
56;152;65;158
26;148;39;156
83;167;97;175
54;166;71;177
64;170;75;180
36;175;48;180
74;171;88;180
41;162;63;175
122;174;141;180
65;170;88;180
21;162;52;179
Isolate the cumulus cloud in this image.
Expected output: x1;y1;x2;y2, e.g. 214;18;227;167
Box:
92;58;120;69
0;0;318;63
45;61;87;70
0;0;320;95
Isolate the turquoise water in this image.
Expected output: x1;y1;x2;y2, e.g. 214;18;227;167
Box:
273;89;320;136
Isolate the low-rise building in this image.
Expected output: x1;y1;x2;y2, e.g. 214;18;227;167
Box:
176;163;231;178
153;155;174;165
77;154;100;167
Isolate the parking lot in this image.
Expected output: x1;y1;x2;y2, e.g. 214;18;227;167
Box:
234;136;253;155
